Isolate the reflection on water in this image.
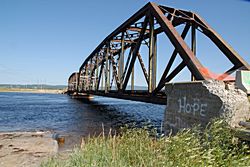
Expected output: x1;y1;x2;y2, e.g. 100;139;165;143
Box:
0;92;165;150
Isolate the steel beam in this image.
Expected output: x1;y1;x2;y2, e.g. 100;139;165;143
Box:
101;66;104;90
105;46;110;93
127;27;150;33
148;13;157;93
112;39;135;43
110;55;120;89
119;32;125;89
137;53;149;84
131;66;134;91
191;22;196;81
89;58;93;90
85;65;89;91
95;55;99;90
97;61;104;91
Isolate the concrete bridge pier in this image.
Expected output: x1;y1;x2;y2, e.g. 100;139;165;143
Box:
164;80;250;134
70;93;94;103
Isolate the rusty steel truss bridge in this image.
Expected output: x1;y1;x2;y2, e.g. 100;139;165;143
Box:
68;2;250;104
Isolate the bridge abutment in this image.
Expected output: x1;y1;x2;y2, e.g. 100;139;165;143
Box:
164;80;250;134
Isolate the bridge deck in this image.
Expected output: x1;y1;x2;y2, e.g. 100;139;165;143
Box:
73;90;167;105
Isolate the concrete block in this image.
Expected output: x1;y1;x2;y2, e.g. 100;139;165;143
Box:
164;80;250;134
236;70;250;94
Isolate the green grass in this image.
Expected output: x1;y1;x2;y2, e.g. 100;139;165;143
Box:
41;120;250;167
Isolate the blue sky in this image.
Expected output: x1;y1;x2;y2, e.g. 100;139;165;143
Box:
0;0;249;85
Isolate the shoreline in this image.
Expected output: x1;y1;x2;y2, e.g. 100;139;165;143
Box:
0;131;58;167
0;88;65;94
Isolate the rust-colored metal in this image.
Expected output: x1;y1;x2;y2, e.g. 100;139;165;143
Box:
68;2;250;104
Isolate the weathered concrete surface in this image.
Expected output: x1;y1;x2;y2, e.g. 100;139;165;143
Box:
164;80;250;134
0;132;58;167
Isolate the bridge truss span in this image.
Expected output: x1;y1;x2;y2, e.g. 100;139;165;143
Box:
70;2;250;104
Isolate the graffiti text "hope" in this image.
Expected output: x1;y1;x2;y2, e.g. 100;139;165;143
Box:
177;97;207;117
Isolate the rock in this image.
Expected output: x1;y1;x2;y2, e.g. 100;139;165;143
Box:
203;80;250;127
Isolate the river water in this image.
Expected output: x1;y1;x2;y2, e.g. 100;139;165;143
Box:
0;92;165;150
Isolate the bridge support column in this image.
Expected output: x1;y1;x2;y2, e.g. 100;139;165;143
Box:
148;14;157;93
164;80;250;134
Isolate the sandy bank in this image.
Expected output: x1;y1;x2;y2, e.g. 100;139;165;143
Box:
0;132;58;167
0;88;65;94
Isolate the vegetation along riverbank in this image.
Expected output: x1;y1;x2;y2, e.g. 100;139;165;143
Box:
42;119;250;167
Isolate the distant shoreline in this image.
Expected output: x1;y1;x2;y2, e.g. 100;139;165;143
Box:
0;88;65;94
